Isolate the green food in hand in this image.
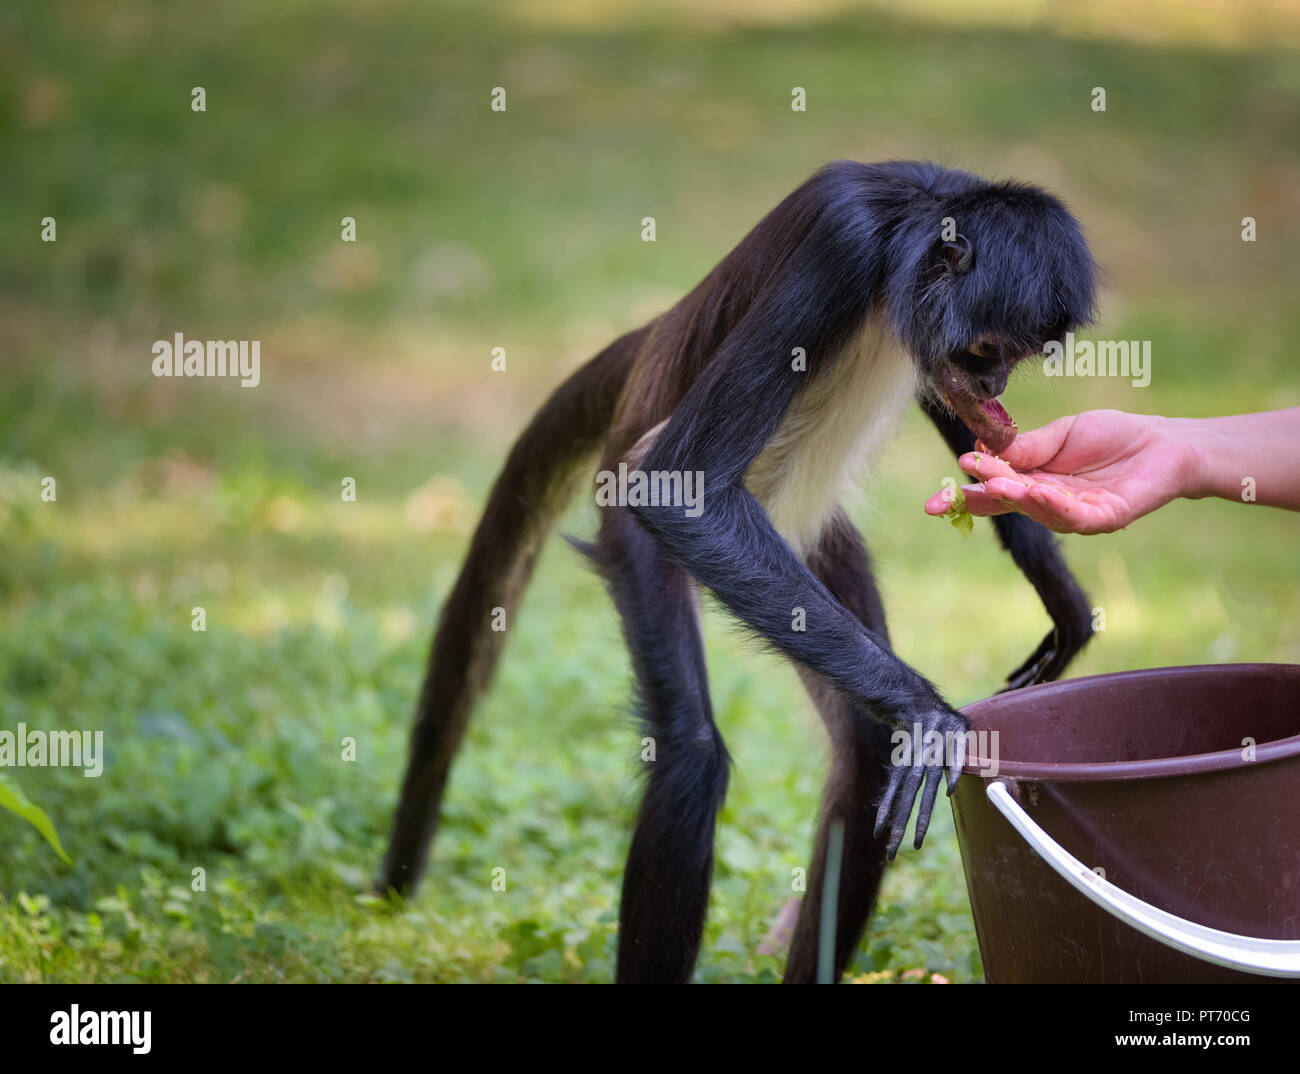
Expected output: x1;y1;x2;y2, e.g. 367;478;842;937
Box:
943;486;974;537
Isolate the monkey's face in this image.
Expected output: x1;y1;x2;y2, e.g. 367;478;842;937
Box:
896;184;1098;455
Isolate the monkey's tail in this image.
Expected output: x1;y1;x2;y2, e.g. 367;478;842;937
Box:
378;328;643;895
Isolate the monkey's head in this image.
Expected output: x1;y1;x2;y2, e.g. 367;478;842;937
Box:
889;178;1097;454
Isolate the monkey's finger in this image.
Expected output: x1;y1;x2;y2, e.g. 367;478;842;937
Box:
1006;636;1059;689
873;765;906;840
1003;628;1055;687
886;762;927;859
1004;655;1053;692
946;728;967;794
913;765;945;848
1035;639;1077;685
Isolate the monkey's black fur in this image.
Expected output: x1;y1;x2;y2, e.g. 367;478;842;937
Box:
380;160;1099;984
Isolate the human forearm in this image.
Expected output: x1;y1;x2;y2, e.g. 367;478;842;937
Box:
1176;408;1300;510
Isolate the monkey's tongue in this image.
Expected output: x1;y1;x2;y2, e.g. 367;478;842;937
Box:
980;397;1014;426
942;372;1018;455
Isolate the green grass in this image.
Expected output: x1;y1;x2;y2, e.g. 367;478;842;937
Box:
0;0;1297;982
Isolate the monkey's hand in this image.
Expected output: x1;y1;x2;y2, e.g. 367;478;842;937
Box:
998;540;1092;691
873;706;969;859
1003;624;1076;690
1003;628;1059;690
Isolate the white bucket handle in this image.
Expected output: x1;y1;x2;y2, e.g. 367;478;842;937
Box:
987;779;1300;978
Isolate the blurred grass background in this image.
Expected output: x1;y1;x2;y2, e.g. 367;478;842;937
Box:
1;0;1297;982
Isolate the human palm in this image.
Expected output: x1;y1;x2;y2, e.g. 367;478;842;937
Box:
925;410;1196;534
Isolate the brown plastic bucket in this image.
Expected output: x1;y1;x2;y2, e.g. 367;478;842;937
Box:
952;663;1300;983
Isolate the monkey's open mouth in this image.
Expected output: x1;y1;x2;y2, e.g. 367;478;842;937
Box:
940;366;1018;454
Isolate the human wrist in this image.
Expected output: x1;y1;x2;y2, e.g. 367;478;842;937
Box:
1162;416;1216;501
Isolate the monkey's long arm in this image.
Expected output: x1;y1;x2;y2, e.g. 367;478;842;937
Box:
920;397;1093;686
631;256;965;856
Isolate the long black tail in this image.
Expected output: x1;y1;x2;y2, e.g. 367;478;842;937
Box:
378;329;643;894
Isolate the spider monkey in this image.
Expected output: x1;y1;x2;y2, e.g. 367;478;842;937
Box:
379;160;1098;983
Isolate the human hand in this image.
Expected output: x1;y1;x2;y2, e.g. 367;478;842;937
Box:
924;410;1199;534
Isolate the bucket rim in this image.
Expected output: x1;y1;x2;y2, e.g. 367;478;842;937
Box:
958;662;1300;782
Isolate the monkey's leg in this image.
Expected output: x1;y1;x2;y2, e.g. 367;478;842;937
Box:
599;507;729;984
784;510;896;984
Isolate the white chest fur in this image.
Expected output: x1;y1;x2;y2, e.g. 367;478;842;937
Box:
745;320;915;554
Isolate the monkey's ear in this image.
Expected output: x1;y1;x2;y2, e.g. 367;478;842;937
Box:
942;234;974;275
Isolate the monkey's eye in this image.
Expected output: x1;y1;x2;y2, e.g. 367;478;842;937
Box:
963;336;1006;364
